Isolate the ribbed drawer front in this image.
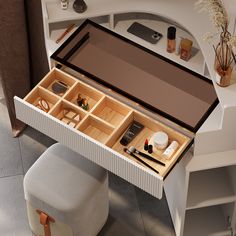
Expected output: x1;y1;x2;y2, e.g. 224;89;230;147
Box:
14;96;163;199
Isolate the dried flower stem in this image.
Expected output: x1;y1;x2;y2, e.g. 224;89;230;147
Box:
213;45;221;64
221;39;225;68
232;52;236;64
196;0;235;72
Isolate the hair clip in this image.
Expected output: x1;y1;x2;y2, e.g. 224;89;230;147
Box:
77;93;83;106
81;98;89;110
77;94;89;110
37;98;50;112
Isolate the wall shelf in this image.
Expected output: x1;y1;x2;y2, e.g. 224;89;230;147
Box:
110;18;204;76
44;12;205;78
184;204;232;236
187;167;236;210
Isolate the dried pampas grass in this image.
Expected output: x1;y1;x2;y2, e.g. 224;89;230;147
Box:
195;0;236;68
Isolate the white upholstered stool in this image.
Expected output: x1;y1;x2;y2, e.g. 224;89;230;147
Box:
24;143;109;236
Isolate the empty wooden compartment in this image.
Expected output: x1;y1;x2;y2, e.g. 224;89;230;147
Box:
92;96;131;127
78;115;114;144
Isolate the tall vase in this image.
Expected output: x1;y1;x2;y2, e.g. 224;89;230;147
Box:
214;32;233;87
215;65;233;87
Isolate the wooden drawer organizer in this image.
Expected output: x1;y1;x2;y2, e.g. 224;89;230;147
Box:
15;68;192;198
24;68;190;176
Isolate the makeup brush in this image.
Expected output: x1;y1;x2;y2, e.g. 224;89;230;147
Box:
56;23;76;44
124;148;159;174
129;146;165;166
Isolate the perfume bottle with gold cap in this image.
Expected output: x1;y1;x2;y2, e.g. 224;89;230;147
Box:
167;26;176;53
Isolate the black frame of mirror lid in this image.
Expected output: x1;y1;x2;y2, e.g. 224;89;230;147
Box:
51;19;219;133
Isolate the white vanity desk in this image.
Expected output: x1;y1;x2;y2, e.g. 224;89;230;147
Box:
27;0;236;235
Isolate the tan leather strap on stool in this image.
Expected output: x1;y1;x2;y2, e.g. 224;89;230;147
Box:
36;210;55;236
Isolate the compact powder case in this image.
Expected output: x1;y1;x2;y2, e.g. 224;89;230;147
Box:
152;131;169;150
51;81;68;95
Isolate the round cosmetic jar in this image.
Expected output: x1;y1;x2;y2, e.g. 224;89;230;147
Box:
152;131;169;150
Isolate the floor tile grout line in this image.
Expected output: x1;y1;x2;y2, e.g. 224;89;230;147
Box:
134;186;147;236
17;134;26;175
0;173;24;179
134;187;149;236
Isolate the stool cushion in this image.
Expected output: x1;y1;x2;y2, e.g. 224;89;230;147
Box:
24;143;108;235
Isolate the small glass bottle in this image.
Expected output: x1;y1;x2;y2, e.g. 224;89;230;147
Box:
61;0;69;10
167;26;176;53
180;38;193;61
175;37;182;55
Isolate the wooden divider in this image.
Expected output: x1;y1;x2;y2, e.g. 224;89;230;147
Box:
24;68;191;177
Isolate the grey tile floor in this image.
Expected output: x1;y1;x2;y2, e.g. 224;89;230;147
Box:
0;81;175;236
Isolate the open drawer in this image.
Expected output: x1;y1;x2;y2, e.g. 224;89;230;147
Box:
15;68;191;198
14;20;218;199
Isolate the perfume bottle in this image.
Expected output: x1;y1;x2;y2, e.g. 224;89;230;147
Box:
167;26;176;53
73;0;87;13
175;37;182;55
61;0;69;10
180;38;193;61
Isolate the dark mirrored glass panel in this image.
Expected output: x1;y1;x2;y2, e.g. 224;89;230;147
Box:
51;20;218;132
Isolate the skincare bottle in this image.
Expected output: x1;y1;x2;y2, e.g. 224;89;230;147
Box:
175;37;182;55
180;38;193;61
152;131;168;150
162;141;179;159
61;0;69;10
167;26;176;53
120;121;144;146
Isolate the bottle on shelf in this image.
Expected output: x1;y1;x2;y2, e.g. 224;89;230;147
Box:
60;0;69;10
167;26;176;53
180;38;193;61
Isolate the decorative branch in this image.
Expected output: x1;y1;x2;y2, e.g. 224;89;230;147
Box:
213;45;221;67
232;52;236;64
195;0;235;71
